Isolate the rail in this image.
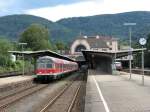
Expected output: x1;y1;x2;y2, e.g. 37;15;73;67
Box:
0;71;34;78
0;84;48;110
122;68;150;75
39;75;82;112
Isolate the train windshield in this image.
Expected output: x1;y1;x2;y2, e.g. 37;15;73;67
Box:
115;62;122;67
37;63;46;69
37;58;53;69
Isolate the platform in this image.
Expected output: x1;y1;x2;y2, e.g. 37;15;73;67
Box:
85;70;150;112
0;75;34;87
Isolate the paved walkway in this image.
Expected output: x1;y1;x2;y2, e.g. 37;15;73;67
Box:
85;70;150;112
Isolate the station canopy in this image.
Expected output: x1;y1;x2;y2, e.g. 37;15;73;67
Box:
8;50;76;62
82;48;146;59
9;48;146;63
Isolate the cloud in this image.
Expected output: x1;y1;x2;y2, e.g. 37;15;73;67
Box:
26;0;104;21
104;0;150;12
1;0;150;21
26;0;150;21
0;0;85;11
1;0;96;16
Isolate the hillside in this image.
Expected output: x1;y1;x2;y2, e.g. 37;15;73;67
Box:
0;14;71;41
57;11;150;41
1;11;150;42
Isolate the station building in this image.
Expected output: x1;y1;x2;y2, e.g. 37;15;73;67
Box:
70;35;118;54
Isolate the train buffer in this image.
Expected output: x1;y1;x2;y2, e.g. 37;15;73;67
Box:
85;70;150;112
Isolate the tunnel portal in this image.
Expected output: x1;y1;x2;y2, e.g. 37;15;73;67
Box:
75;44;87;52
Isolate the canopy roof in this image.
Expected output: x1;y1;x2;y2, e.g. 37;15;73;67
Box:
8;50;76;62
82;48;146;60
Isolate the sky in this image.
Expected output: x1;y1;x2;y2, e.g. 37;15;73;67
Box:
0;0;150;21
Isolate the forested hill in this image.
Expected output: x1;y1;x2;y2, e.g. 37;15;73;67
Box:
57;11;150;41
0;14;71;41
1;11;150;42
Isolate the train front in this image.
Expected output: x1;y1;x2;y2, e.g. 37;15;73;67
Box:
35;56;79;81
35;56;55;80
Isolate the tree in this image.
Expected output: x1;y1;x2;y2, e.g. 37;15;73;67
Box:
19;24;52;51
0;38;13;66
55;41;66;50
146;34;150;48
55;41;69;54
145;34;150;67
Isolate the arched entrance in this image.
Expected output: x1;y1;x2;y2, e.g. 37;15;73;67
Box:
70;39;90;54
75;44;87;52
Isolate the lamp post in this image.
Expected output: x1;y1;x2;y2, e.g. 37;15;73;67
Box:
124;23;136;80
18;43;27;75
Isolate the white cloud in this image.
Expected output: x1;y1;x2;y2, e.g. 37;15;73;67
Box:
104;0;150;13
26;0;150;22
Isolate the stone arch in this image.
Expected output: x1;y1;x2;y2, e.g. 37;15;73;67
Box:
71;39;90;54
75;45;86;52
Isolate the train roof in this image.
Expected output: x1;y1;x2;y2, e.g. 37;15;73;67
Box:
38;56;77;64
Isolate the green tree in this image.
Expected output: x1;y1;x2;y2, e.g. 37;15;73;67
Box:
147;34;150;48
0;38;13;67
55;41;70;54
55;41;66;50
145;34;150;67
19;24;52;51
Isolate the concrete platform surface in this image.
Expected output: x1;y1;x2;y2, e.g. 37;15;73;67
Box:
85;70;150;112
0;75;34;86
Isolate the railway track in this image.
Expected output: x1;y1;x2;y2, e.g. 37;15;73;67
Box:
0;71;33;78
0;84;48;110
122;68;150;75
39;76;82;112
0;84;37;101
0;72;85;112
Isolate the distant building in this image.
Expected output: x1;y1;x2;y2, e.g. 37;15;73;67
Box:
70;35;118;54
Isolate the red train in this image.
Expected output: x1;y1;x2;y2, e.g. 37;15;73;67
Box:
115;62;122;71
35;56;78;80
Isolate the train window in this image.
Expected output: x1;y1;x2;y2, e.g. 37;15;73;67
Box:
37;58;53;64
37;63;46;69
60;64;63;70
56;64;59;69
47;64;52;68
57;64;60;69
